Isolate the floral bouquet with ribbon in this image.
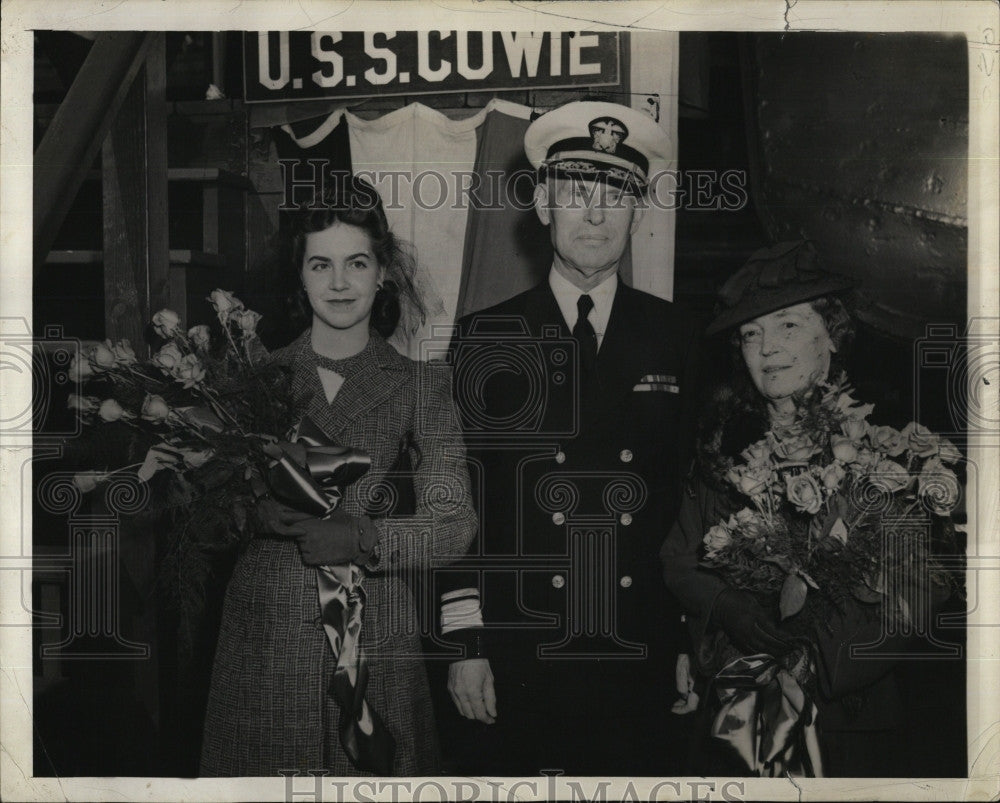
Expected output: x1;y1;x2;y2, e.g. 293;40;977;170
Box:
697;373;963;776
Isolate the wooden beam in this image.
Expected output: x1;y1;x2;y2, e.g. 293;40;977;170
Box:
102;33;168;350
33;32;151;271
46;250;226;268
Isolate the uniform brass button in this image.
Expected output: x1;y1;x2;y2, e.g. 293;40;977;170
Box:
555;450;566;464
552;512;566;525
552;574;566;589
619;449;633;463
619;576;633;588
313;616;324;629
620;513;633;526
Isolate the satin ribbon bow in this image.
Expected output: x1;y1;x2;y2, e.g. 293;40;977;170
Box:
263;416;371;516
263;417;396;775
709;652;824;777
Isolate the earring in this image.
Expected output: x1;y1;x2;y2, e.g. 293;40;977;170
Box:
377;281;384;291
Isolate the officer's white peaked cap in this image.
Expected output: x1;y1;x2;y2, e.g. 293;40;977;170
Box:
524;101;671;191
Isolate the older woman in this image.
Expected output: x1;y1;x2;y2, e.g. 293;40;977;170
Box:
661;241;959;777
200;176;476;776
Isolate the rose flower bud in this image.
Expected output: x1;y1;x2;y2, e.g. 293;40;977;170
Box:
90;341;117;370
785;473;823;514
68;355;94;383
819;462;846;491
151;308;182;339
172;354;206;388
187;325;211;350
111;339;138;366
830;435;859;463
152;342;184;372
703;523;732;554
902;422;940;458
67;394;99;414
918;457;961;515
869;458;911;493
73;471;109;493
841;417;869;442
235;309;263;338
141;394;171;423
208;289;243;321
98;398;128;423
870;425;906;457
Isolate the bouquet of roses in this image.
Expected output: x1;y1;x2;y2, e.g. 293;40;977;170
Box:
701;373;961;630
695;374;964;777
67;289;296;553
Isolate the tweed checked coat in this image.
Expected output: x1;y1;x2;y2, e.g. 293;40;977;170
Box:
200;331;476;777
440;279;701;776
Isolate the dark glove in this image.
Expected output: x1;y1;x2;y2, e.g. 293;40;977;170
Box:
259;499;379;565
257;498;306;536
710;587;795;656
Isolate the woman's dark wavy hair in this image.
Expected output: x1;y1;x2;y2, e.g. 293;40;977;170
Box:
283;173;425;338
696;294;857;484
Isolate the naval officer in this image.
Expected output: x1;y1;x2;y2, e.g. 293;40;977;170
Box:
439;100;701;776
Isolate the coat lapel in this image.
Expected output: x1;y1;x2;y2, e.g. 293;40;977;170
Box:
523;281;570;339
521;282;578;434
286;331;410;442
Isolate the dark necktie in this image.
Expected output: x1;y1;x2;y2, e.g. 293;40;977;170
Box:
573;293;598;388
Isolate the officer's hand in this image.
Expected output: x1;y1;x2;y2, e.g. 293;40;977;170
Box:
448;659;497;724
710;587;794;657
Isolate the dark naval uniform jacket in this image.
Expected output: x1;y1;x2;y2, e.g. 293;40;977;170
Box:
440;277;701;776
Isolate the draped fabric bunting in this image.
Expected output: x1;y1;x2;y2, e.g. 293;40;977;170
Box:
345;102;485;358
454;102;549;318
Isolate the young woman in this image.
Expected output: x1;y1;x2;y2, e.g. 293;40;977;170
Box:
200;176;476;776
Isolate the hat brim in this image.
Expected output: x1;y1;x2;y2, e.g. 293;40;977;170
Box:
706;275;856;335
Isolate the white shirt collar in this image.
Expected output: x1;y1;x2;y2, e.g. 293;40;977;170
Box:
548;267;618;349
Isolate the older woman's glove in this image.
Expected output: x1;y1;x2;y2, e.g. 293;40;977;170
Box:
260;499;379;566
710;587;795;657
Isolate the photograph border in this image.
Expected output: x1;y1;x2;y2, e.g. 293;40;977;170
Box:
2;1;997;800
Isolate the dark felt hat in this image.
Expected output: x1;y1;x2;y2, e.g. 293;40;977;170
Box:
706;240;857;335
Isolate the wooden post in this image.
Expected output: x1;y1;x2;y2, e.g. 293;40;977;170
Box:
102;33;169;350
33;32;150;271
